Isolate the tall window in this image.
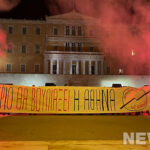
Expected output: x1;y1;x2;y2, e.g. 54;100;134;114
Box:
6;64;12;72
66;26;70;35
8;26;13;34
20;64;26;73
72;43;76;51
7;43;13;53
35;45;40;54
65;42;70;51
7;49;12;53
53;45;58;51
90;46;94;52
53;28;58;35
107;67;110;74
36;27;40;35
22;45;26;53
53;65;57;74
72;65;76;75
89;30;93;36
34;64;40;73
78;26;82;36
91;66;95;75
22;27;27;34
78;43;82;51
72;26;76;36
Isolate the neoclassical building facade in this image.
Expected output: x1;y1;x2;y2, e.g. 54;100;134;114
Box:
0;10;104;76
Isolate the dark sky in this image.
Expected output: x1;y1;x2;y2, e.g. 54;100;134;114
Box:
0;0;146;20
0;0;50;20
0;0;80;20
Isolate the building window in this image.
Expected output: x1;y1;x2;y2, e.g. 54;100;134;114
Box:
107;67;110;74
8;26;13;34
78;43;82;51
6;64;12;72
22;27;27;34
72;26;76;36
78;26;82;36
35;45;40;54
7;49;12;53
53;28;58;35
72;65;76;75
91;66;95;75
53;45;58;51
34;64;40;73
20;64;26;73
65;42;70;51
22;45;26;53
7;43;13;53
72;43;76;51
89;30;93;36
90;46;94;52
66;26;70;35
53;64;57;74
36;27;40;35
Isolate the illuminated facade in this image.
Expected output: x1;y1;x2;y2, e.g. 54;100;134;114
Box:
0;11;104;76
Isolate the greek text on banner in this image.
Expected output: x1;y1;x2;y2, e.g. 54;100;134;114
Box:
0;85;150;114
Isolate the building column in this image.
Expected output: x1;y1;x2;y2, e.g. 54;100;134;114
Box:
63;61;66;75
57;59;59;75
50;60;53;75
82;60;85;75
44;59;48;74
70;60;72;75
76;60;79;75
101;61;104;75
95;61;98;75
89;61;91;75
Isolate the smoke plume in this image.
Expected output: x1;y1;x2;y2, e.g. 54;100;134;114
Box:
45;0;150;75
0;0;20;57
0;28;8;57
0;0;20;11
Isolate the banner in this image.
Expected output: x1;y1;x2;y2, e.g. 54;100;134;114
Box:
0;84;150;114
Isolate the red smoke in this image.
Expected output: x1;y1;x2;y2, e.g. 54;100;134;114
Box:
46;0;150;75
0;0;20;11
0;28;8;57
76;0;150;75
0;0;20;57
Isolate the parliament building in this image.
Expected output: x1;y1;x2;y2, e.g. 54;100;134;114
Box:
0;10;105;76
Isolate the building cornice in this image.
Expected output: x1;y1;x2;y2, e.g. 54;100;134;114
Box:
44;51;104;55
0;18;46;24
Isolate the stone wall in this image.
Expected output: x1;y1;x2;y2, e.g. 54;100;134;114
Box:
0;74;150;87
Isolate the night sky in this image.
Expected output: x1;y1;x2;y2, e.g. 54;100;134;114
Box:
0;0;140;20
0;0;79;20
0;0;53;20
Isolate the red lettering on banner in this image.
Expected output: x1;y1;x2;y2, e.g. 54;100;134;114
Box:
58;89;63;111
63;89;67;111
47;89;53;111
42;89;46;112
53;89;58;111
31;88;35;111
46;89;50;111
0;86;7;109
63;89;70;111
16;87;22;110
36;88;41;112
68;90;70;111
21;88;28;110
